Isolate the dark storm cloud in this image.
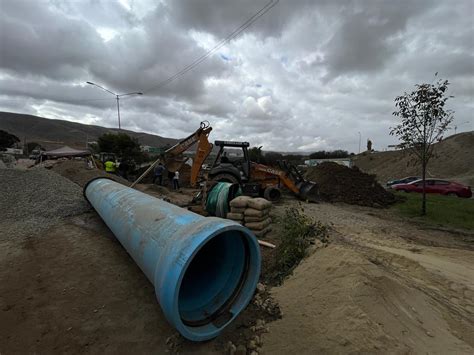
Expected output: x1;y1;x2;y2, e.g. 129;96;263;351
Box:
323;1;430;78
0;0;472;151
0;0;103;79
169;0;312;39
0;0;228;96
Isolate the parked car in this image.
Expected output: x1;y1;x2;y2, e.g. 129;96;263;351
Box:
392;179;472;198
386;176;420;187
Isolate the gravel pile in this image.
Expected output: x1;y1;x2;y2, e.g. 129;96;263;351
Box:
0;168;91;241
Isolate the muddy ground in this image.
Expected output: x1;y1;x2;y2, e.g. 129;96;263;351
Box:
1;174;473;353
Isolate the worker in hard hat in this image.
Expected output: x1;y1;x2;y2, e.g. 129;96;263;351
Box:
105;159;117;174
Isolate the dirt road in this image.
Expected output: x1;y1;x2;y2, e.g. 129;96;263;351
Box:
262;200;474;354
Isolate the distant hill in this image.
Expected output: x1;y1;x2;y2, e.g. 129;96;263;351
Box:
0;111;179;150
353;131;474;186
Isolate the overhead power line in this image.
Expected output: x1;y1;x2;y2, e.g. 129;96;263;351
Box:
143;0;279;93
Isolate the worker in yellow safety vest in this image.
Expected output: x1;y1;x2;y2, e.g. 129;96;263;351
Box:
104;160;116;174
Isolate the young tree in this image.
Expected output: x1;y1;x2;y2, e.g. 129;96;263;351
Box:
309;150;349;159
264;151;284;166
97;132;146;164
0;130;20;151
391;76;454;215
23;142;43;155
248;146;265;164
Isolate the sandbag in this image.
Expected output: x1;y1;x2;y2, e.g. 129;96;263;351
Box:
247;197;272;211
244;208;269;218
230;196;252;208
226;212;244;221
245;217;271;231
252;226;272;238
244;215;267;223
230;206;246;214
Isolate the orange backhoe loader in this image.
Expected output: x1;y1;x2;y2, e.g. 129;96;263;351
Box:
205;140;319;202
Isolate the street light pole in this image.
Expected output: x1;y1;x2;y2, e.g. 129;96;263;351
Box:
358;131;361;154
116;95;121;130
86;81;142;131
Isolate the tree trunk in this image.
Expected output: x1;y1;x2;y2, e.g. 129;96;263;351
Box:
421;161;427;216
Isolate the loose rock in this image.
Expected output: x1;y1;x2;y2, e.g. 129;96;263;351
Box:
0;168;90;241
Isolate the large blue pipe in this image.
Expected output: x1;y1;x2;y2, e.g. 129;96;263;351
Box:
84;178;261;341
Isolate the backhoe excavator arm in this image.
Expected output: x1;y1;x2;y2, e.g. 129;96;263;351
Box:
130;121;212;188
164;121;211;157
190;127;213;187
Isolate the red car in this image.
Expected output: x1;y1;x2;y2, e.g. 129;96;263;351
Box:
392;179;472;198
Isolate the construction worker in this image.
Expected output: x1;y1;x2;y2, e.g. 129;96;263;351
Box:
153;162;165;185
104;159;116;174
172;170;180;190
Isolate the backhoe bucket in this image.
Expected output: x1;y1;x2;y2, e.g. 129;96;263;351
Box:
165;157;188;173
297;180;319;202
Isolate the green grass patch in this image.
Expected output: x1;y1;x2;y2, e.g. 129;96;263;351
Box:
392;191;474;230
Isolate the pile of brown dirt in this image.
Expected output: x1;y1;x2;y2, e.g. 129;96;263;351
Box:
51;159;129;187
306;162;395;207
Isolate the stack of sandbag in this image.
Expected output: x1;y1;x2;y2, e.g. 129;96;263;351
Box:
227;196;272;237
244;197;272;237
226;196;251;224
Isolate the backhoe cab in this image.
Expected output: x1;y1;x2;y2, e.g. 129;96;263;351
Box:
209;141;251;184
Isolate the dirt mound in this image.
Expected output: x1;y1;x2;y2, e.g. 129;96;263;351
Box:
354;131;474;186
306;162;395;207
51;159;129;187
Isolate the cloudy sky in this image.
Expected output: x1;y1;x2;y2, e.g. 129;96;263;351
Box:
0;0;473;152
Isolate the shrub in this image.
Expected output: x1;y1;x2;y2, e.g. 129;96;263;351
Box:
269;206;328;285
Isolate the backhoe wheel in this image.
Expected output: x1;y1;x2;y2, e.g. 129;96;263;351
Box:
211;173;239;184
263;186;281;202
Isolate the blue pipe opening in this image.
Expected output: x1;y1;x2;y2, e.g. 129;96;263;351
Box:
178;230;248;326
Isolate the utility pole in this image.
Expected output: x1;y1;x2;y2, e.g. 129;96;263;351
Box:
116;96;121;130
358;131;361;154
86;81;142;131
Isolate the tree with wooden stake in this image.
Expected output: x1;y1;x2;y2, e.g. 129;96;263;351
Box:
391;75;454;215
